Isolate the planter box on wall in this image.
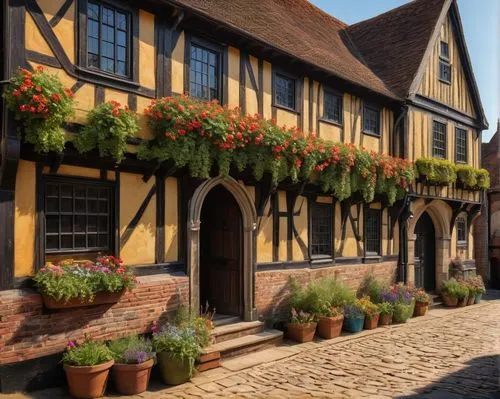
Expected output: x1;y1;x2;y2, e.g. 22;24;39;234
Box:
41;290;125;309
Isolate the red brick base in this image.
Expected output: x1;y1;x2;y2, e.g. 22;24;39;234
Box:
255;261;398;320
0;274;188;366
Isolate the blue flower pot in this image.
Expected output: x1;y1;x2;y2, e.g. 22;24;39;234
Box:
475;294;482;304
343;316;365;333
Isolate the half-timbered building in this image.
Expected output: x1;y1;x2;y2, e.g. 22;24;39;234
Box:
0;0;488;391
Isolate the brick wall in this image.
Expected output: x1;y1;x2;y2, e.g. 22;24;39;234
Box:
255;261;397;321
0;274;188;366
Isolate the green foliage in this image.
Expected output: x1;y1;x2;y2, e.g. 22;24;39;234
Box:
358;274;386;304
456;165;490;189
152;325;201;376
358;296;379;320
137;96;414;205
377;301;393;316
33;256;136;302
467;276;486;295
74;101;139;162
62;340;113;366
392;301;415;323
108;335;155;364
3;66;74;153
415;158;456;185
289;308;316;324
169;305;212;348
440;278;467;298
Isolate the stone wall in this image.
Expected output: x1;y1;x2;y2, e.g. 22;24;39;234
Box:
254;261;398;321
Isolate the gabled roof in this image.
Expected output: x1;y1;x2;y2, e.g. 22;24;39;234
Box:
168;0;397;99
346;0;447;98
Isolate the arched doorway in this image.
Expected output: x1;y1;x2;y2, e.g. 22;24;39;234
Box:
200;186;242;316
414;211;436;291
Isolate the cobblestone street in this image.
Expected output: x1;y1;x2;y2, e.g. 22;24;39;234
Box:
6;297;500;399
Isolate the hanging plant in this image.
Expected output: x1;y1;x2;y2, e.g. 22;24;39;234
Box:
456;164;490;190
138;96;414;204
3;66;74;153
415;158;457;185
74;101;139;163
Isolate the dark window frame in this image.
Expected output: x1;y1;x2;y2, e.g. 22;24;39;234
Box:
362;102;381;137
432;120;447;159
272;69;300;113
77;0;139;84
455;126;468;163
439;41;452;84
440;41;450;61
309;201;333;259
364;208;381;256
43;175;116;256
456;217;467;247
321;88;343;126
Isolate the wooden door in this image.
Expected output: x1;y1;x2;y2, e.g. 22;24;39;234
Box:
200;186;242;316
414;212;436;291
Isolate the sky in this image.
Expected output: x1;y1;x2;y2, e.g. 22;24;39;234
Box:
309;0;499;142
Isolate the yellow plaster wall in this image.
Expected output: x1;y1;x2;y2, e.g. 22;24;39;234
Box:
245;56;259;116
257;200;273;263
165;177;178;261
139;10;156;89
418;15;475;116
262;61;272;119
292;196;308;261
14;161;36;277
56;165;101;179
227;46;240;109
318;121;342;142
278;191;287;261
25;13;53;56
171;32;185;94
104;89;129;107
120;173;156;265
276;108;298;128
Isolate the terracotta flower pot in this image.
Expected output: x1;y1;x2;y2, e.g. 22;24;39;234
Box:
442;293;458;307
364;313;380;330
64;360;114;399
466;295;475;306
317;315;344;339
112;359;154;395
414;301;429;317
157;351;192;386
378;313;392;326
457;296;468;307
286;322;317;343
42;290;125;309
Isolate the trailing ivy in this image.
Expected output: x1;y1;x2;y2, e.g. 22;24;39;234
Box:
3;66;74;153
416;158;490;190
138;96;415;204
74;101;139;163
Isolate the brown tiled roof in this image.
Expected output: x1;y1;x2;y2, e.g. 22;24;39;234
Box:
171;0;399;99
346;0;448;98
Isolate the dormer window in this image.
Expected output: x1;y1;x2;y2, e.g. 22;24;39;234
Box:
439;41;451;84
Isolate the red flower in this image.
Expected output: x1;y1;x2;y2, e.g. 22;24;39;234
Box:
112;108;120;117
51;93;61;102
64;88;74;97
36;65;44;72
35;86;42;93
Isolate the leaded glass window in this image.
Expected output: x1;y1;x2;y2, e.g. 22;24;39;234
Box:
365;209;381;255
189;44;219;101
432;121;447;159
311;202;333;257
274;74;295;110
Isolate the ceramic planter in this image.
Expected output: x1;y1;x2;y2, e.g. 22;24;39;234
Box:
378;313;392;326
286;322;317;343
457;296;468;307
343;316;364;333
317;315;344;339
413;301;429;317
363;313;380;330
112;359;154;395
466;295;475;306
157;351;192;385
64;360;114;399
442;293;458;307
42;290;125;309
475;293;482;304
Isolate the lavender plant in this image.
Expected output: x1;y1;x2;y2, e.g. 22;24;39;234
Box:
108;335;155;365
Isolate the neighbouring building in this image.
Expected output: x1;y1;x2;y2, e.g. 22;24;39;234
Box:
474;121;500;287
0;0;488;392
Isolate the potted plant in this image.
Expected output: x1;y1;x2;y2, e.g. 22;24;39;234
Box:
359;296;380;330
468;276;486;303
382;283;414;323
33;256;136;309
456;281;469;307
413;288;432;316
108;335;155;395
317;306;344;340
377;302;393;326
440;278;461;307
152;324;201;385
286;308;317;343
62;339;114;399
342;301;365;333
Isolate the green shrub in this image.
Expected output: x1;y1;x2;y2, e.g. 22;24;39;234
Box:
62;340;113;366
108;335;155;364
392;301;415;323
377;302;393;316
358;274;386;303
415;158;456;185
440;278;465;298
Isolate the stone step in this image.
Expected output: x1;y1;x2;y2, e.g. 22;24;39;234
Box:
210;320;266;343
430;294;443;307
203;329;283;360
212;315;241;327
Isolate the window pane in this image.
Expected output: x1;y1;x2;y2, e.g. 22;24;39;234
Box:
190;44;219;101
363;105;380;135
46;198;59;213
88;53;99;68
61;215;72;233
440;41;449;59
61;198;73;212
117;30;126;47
116;13;127;30
88;20;99;38
75;234;86;248
311;203;332;257
324;91;342;123
61;235;73;249
88;3;99;20
455;128;467;162
274;74;295;109
365;210;381;255
46;216;59;234
433;121;447;158
102;7;114;26
88;37;99;55
46;235;59;250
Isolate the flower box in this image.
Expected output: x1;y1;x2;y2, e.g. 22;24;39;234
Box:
42;289;125;309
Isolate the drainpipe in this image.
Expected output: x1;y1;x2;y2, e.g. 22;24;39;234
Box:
397;194;413;283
